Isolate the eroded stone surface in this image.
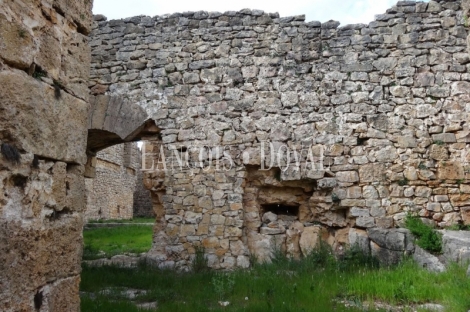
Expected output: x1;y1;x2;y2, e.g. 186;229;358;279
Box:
0;0;91;310
88;0;470;269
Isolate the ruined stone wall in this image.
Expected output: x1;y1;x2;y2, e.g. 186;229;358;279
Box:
0;0;92;310
85;142;141;221
91;0;470;270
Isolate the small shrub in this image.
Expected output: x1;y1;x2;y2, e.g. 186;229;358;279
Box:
445;223;470;231
434;140;444;146
405;214;442;253
32;67;47;80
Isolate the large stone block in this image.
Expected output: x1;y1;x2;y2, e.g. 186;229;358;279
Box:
359;164;386;183
442;231;470;263
51;0;94;35
0;70;89;164
0;13;36;69
349;228;370;253
299;226;321;256
438;162;464;180
0;215;83;311
367;228;414;252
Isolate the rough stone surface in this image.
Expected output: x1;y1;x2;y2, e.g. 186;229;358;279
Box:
413;246;446;273
85;143;144;221
88;0;470;270
3;0;470;310
0;1;92;310
134;164;155;218
441;230;470;263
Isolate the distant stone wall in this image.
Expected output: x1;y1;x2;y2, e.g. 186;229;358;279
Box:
0;0;92;310
91;0;470;270
133;159;155;218
85;142;141;221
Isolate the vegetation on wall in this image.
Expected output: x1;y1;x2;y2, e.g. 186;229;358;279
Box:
404;214;442;253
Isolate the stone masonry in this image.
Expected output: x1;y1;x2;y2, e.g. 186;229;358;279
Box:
133;160;154;218
2;0;470;310
89;0;470;270
0;0;92;311
85;142;142;221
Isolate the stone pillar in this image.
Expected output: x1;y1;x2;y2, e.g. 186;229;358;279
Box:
0;0;92;311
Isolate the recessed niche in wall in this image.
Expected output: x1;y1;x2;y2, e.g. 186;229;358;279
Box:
261;204;299;217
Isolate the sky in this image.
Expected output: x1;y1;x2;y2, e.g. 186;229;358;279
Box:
92;0;427;25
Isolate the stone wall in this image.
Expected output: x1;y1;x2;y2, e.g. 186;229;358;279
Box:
90;0;470;270
0;0;92;310
133;156;155;218
85;142;141;221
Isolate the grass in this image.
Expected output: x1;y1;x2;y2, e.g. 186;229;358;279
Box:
80;261;365;312
344;260;470;311
80;241;470;311
446;224;470;231
404;214;442;253
87;217;155;224
83;225;153;260
81;296;145;312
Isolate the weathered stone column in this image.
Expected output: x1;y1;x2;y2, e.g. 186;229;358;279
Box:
0;0;93;311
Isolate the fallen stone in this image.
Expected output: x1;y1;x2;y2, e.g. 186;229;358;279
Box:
441;231;470;263
413;246;446;273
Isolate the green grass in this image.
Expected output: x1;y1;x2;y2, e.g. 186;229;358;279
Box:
445;224;470;231
80;243;470;311
404;214;442;253
80;262;366;312
81;295;145;312
87;217;155;224
83;225;153;260
344;260;470;311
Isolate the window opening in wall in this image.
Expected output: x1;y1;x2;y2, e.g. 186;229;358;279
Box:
261;204;299;218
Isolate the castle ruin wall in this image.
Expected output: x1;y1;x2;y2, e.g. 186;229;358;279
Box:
90;0;470;270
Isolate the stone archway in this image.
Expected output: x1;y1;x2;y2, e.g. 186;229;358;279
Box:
84;94;167;260
85;94;160;178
